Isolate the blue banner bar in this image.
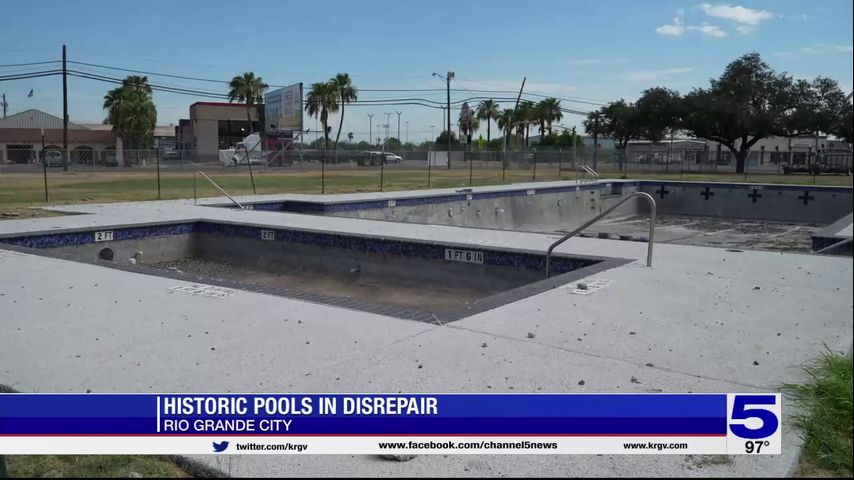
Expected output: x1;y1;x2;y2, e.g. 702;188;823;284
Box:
0;394;728;436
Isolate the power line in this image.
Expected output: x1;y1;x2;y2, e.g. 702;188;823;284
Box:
0;60;61;68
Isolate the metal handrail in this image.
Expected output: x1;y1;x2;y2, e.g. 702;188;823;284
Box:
813;236;853;255
545;191;656;277
580;165;599;177
197;171;244;209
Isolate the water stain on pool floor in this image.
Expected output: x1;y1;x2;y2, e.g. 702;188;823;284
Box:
152;257;495;314
576;215;823;253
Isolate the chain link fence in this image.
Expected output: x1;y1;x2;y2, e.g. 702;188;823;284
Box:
1;144;851;209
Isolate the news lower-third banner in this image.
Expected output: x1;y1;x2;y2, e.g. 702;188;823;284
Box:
0;393;781;455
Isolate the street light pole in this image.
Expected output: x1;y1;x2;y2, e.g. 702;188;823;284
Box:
405;121;409;144
395;111;402;142
433;71;454;170
367;113;374;146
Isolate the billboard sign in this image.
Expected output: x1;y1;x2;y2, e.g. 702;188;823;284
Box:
265;83;303;132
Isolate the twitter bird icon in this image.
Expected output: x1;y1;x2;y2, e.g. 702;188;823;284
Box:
212;441;229;453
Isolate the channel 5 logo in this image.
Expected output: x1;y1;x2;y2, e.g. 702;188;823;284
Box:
728;394;779;438
726;394;781;454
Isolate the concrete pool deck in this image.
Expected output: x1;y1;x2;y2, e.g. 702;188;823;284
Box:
1;179;852;477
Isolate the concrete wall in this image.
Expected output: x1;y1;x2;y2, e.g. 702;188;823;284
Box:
638;183;852;223
48;234;196;265
327;184;642;233
193;233;543;294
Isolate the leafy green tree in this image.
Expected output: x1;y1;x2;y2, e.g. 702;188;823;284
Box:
584;100;640;150
436;130;461;147
227;72;268;134
786;77;849;139
385;137;403;150
476;99;501;142
680;53;797;173
635;87;682;143
304;82;340;158
830;98;853;143
328;73;358;154
103;75;157;165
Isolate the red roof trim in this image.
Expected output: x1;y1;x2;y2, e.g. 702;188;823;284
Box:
191;102;257;108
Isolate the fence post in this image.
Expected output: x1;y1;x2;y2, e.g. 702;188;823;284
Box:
469;150;473;186
379;156;385;192
427;149;432;188
532;150;537;182
41;129;49;203
155;148;161;200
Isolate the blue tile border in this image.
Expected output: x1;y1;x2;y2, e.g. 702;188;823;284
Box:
212;180;850;216
0;223;195;249
0;220;599;276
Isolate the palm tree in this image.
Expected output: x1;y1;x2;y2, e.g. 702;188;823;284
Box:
304;82;340;157
227;72;268;134
328;73;358;154
496;108;515;147
122;75;153;95
103;75;156;166
537;98;563;135
517;101;536;148
476;99;501;143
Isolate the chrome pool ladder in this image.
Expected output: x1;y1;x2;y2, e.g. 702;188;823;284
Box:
545;192;656;277
194;171;245;209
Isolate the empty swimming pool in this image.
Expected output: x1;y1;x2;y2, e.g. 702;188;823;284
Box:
0;221;622;322
216;180;853;253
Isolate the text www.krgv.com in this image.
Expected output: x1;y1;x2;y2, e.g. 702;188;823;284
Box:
378;440;558;451
235;442;308;452
622;441;689;451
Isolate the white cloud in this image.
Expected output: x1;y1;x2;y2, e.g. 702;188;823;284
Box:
775;44;854;57
623;67;694;82
657;10;729;38
656;11;686;36
656;24;686;36
688;24;728;38
699;3;774;26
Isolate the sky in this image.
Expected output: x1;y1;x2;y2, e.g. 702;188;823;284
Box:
1;0;852;144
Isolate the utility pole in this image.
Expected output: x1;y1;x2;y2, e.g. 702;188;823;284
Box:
571;126;577;170
405;121;409;144
503;77;526;183
1;93;6;117
433;71;454;170
446;72;452;169
62;44;69;172
395;111;402;141
367;114;374;146
592;112;600;171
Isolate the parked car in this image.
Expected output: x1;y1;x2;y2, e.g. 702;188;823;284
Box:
356;151;402;166
43;150;64;167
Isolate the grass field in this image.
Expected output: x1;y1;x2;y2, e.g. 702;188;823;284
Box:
1;167;850;219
